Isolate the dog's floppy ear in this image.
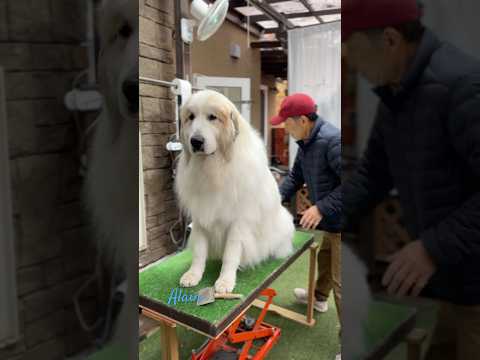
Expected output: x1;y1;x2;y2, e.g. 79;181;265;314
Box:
217;107;240;161
230;109;240;140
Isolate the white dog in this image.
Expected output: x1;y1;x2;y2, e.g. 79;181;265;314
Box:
175;90;295;293
85;0;137;356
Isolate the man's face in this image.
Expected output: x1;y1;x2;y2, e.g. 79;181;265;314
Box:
343;28;407;86
284;116;309;140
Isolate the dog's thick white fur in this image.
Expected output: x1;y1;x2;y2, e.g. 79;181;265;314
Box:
85;0;137;356
342;245;371;357
175;90;295;293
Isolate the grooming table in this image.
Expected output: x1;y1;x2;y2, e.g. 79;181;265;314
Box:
356;300;419;360
139;231;316;360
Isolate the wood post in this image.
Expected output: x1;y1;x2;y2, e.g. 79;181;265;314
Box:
159;320;179;360
306;243;319;324
406;328;427;360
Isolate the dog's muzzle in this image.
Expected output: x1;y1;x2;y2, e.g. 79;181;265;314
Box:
122;79;139;114
190;135;205;153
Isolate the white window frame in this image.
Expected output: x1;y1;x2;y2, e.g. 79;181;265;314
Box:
0;67;20;348
139;133;147;251
194;76;251;122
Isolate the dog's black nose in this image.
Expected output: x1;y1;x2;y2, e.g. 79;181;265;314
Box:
190;135;205;152
122;79;139;113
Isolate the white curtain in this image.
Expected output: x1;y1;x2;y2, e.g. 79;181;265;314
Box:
288;22;341;166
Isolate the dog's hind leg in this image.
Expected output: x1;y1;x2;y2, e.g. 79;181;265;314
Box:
180;224;208;287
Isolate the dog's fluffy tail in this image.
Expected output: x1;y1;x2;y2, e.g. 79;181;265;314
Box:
271;206;295;259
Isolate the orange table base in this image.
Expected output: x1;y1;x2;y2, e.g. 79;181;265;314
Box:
191;288;281;360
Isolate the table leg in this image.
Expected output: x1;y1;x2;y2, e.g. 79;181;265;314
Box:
406;328;427;360
306;243;319;325
160;320;179;360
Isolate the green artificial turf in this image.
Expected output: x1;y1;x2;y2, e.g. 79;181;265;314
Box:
359;301;415;359
140;233;341;360
86;345;129;360
139;231;313;326
139;230;436;360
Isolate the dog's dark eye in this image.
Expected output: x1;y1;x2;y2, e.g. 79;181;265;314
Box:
188;113;195;121
119;23;132;38
208;114;217;121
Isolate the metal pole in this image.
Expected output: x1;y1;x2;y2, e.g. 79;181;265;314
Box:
139;76;204;91
174;0;184;79
86;0;96;85
139;77;176;88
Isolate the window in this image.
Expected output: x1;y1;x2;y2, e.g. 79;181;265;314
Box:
194;76;251;123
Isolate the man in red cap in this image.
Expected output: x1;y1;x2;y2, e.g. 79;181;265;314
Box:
272;93;342;357
342;1;480;359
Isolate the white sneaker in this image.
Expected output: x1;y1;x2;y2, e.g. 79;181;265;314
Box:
293;288;328;313
335;354;341;360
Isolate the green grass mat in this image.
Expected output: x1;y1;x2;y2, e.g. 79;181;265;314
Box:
139;231;313;328
140;239;341;360
86;346;128;360
360;301;416;359
139;231;428;360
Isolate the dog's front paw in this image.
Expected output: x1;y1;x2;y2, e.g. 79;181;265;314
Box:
214;276;236;293
180;270;202;287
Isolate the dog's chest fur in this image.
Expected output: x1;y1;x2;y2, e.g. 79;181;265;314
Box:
176;155;239;228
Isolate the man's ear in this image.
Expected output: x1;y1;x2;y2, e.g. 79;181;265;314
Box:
383;27;403;51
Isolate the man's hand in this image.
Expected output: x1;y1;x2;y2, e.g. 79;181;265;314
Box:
300;205;323;230
382;240;436;297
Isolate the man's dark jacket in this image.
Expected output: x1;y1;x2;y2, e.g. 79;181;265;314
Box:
343;29;480;305
280;117;342;233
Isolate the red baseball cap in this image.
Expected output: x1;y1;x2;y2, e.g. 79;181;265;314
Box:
342;0;422;41
271;93;316;126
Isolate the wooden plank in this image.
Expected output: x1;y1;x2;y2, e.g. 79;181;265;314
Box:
298;0;324;23
249;0;295;29
406;328;428;360
166;324;180;360
251;41;282;48
307;243;319;324
139;313;160;340
226;12;262;38
252;300;315;327
141;306;216;339
229;0;247;8
251;8;340;23
159;321;172;360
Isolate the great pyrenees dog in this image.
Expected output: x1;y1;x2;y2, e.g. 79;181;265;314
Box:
85;0;137;356
175;90;295;293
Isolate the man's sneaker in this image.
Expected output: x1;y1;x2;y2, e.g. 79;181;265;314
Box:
293;288;328;313
335;353;341;360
